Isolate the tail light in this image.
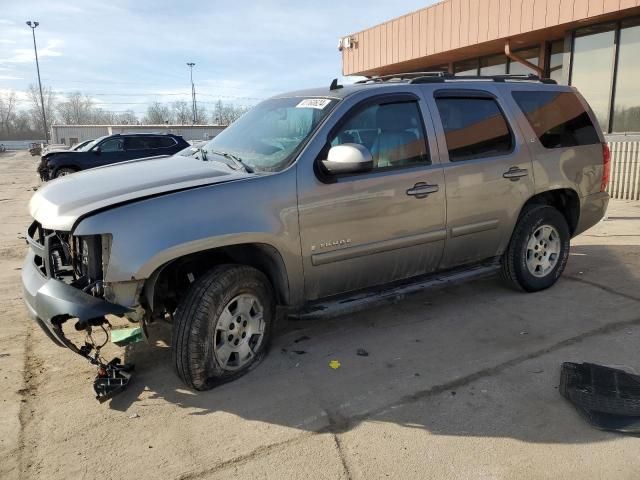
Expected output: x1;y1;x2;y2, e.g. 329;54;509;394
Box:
601;143;611;192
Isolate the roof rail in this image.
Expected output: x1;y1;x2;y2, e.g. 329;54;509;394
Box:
355;71;449;84
354;72;557;85
410;73;557;84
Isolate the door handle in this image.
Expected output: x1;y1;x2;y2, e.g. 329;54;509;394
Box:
502;167;528;181
406;182;439;198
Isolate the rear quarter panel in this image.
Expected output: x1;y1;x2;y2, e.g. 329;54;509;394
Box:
506;85;605;199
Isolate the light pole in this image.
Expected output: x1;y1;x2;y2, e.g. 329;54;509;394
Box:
187;62;197;124
26;21;49;143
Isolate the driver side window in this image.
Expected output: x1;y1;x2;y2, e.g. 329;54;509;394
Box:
330;100;430;170
99;138;124;152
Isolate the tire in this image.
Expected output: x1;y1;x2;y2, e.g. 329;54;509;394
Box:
172;264;275;390
54;167;77;178
501;205;570;292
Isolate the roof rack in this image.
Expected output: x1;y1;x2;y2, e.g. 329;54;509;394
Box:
355;72;557;85
355;72;449;84
411;73;557;84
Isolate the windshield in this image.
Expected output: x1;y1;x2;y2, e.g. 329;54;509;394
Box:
202;96;337;172
79;136;106;152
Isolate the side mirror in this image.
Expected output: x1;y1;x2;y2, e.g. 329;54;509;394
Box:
321;143;373;175
93;146;101;155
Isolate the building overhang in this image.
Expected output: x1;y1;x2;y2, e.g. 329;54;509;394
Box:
340;1;640;77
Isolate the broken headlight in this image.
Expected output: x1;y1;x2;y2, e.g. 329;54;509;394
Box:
71;234;111;297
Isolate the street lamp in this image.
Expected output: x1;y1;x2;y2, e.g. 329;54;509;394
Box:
187;62;197;124
26;20;49;143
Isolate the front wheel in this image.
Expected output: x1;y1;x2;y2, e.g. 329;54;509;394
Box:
172;265;274;390
501;205;570;292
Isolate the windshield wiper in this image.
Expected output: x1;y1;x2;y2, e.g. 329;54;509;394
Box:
206;150;254;173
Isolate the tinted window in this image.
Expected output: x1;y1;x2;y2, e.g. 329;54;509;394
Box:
435;97;512;162
480;54;507;75
571;24;616;130
126;137;150;150
548;40;564;84
330;101;430;169
508;47;540;75
454;58;479;76
100;138;124;152
512;91;600;148
612;19;640;133
155;136;176;148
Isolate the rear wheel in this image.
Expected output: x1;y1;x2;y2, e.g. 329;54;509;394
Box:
172;265;274;390
55;167;77;178
501;205;570;292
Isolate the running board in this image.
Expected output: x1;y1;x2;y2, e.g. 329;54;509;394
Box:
295;260;501;320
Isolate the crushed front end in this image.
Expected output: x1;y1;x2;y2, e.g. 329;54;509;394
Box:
22;221;134;401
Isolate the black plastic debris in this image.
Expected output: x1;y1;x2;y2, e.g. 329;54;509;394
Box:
560;362;640;433
94;358;134;404
356;348;369;357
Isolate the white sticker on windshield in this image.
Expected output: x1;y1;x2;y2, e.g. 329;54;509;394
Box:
296;98;332;109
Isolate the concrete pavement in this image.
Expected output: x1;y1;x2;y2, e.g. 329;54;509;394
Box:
1;150;639;479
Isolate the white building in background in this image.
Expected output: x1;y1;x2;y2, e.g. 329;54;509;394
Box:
50;124;226;146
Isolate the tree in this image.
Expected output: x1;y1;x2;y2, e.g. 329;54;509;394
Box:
171;101;191;125
211;100;249;126
0;91;16;135
116;110;138;125
57;91;95;124
27;84;56;138
144;102;172;124
195;104;208;125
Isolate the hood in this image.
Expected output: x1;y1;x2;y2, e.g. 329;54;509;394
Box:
30;154;249;230
43;149;74;157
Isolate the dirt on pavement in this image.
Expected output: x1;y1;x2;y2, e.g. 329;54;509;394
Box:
1;149;640;479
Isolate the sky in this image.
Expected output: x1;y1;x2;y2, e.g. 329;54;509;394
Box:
0;1;435;116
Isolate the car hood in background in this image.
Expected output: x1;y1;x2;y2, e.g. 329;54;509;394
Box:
30;154;250;230
42;149;75;157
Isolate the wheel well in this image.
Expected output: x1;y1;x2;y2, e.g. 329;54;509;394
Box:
521;189;580;235
144;243;290;316
54;165;78;176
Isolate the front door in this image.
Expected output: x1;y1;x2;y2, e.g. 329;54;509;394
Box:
297;94;446;301
94;137;126;166
427;88;535;269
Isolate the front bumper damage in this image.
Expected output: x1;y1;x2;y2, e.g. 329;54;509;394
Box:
22;221;135;402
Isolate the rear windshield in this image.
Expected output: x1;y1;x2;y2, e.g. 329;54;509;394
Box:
512;91;601;148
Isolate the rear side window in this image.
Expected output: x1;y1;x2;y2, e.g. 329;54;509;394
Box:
435;97;513;162
512;91;600;148
152;136;177;148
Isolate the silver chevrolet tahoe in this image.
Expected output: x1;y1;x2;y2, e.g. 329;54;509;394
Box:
23;73;610;392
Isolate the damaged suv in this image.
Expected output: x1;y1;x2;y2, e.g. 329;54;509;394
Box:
23;73;610;393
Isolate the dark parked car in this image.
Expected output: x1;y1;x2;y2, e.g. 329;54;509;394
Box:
37;133;189;180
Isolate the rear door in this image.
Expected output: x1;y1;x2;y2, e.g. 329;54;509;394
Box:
425;87;535;269
297;92;447;301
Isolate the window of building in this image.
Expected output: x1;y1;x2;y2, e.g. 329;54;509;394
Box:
508;47;540;75
612;18;640;133
570;24;616;131
512;91;600;148
424;64;449;73
435;97;513;162
454;59;479;76
548;41;564;84
330;101;430;169
480;54;508;75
